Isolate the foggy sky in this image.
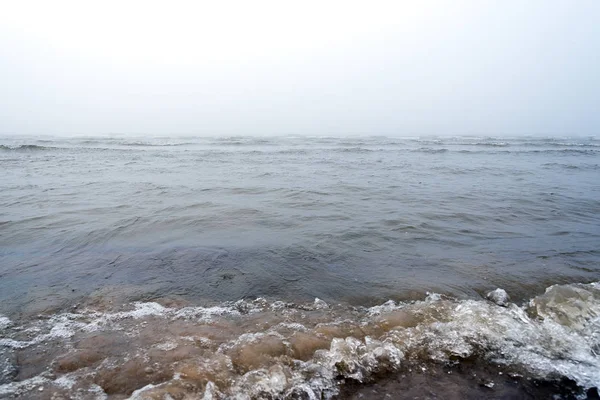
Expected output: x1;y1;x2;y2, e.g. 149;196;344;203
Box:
1;1;599;136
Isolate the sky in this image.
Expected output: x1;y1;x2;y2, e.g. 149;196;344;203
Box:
0;0;599;136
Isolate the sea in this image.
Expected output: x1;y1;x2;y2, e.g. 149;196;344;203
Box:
0;135;599;399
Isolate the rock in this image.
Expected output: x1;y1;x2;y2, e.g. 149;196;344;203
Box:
486;288;510;307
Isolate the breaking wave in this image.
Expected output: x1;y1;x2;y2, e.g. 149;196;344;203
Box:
1;282;599;399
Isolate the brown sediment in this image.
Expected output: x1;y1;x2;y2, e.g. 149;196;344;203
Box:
1;282;599;399
228;334;288;372
176;353;233;389
53;331;132;375
94;357;173;396
288;331;331;360
55;349;104;373
15;340;66;380
314;321;366;340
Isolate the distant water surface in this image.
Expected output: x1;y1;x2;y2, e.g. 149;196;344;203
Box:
0;135;599;398
1;135;598;311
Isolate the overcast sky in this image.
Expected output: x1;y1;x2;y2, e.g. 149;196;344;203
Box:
1;0;599;136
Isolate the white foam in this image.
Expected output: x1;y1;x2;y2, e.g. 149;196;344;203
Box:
273;322;308;332
1;282;599;398
127;383;158;400
0;316;12;330
202;381;222;400
232;365;289;398
85;384;109;400
425;292;443;302
393;287;600;388
367;299;400;316
313;298;329;309
313;336;403;383
173;305;242;322
53;375;77;389
155;341;178;351
0;376;49;397
114;302;168;319
0;338;30;349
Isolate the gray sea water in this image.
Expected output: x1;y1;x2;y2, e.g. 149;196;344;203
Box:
1;135;599;399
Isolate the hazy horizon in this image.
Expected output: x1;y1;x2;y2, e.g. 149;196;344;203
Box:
2;3;600;396
1;132;598;139
1;0;599;137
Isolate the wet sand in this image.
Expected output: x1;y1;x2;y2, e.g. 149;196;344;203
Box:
342;361;598;400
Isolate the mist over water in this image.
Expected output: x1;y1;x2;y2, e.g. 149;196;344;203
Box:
1;135;600;398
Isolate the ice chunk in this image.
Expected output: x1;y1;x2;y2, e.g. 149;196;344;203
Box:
486;288;510;307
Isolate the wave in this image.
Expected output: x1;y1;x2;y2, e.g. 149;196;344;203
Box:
532;149;599;155
441;148;598;155
541;162;597;170
529;142;600;148
465;142;510;147
1;281;598;398
410;138;600;148
117;141;196;147
0;144;144;155
413;147;449;154
0;144;54;151
333;147;374;153
210;137;276;146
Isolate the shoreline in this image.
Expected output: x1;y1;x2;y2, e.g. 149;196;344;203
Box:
1;281;599;399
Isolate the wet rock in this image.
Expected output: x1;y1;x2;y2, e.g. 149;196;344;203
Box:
486;288;510;307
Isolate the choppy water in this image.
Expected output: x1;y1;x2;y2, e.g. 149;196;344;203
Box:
1;135;599;398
